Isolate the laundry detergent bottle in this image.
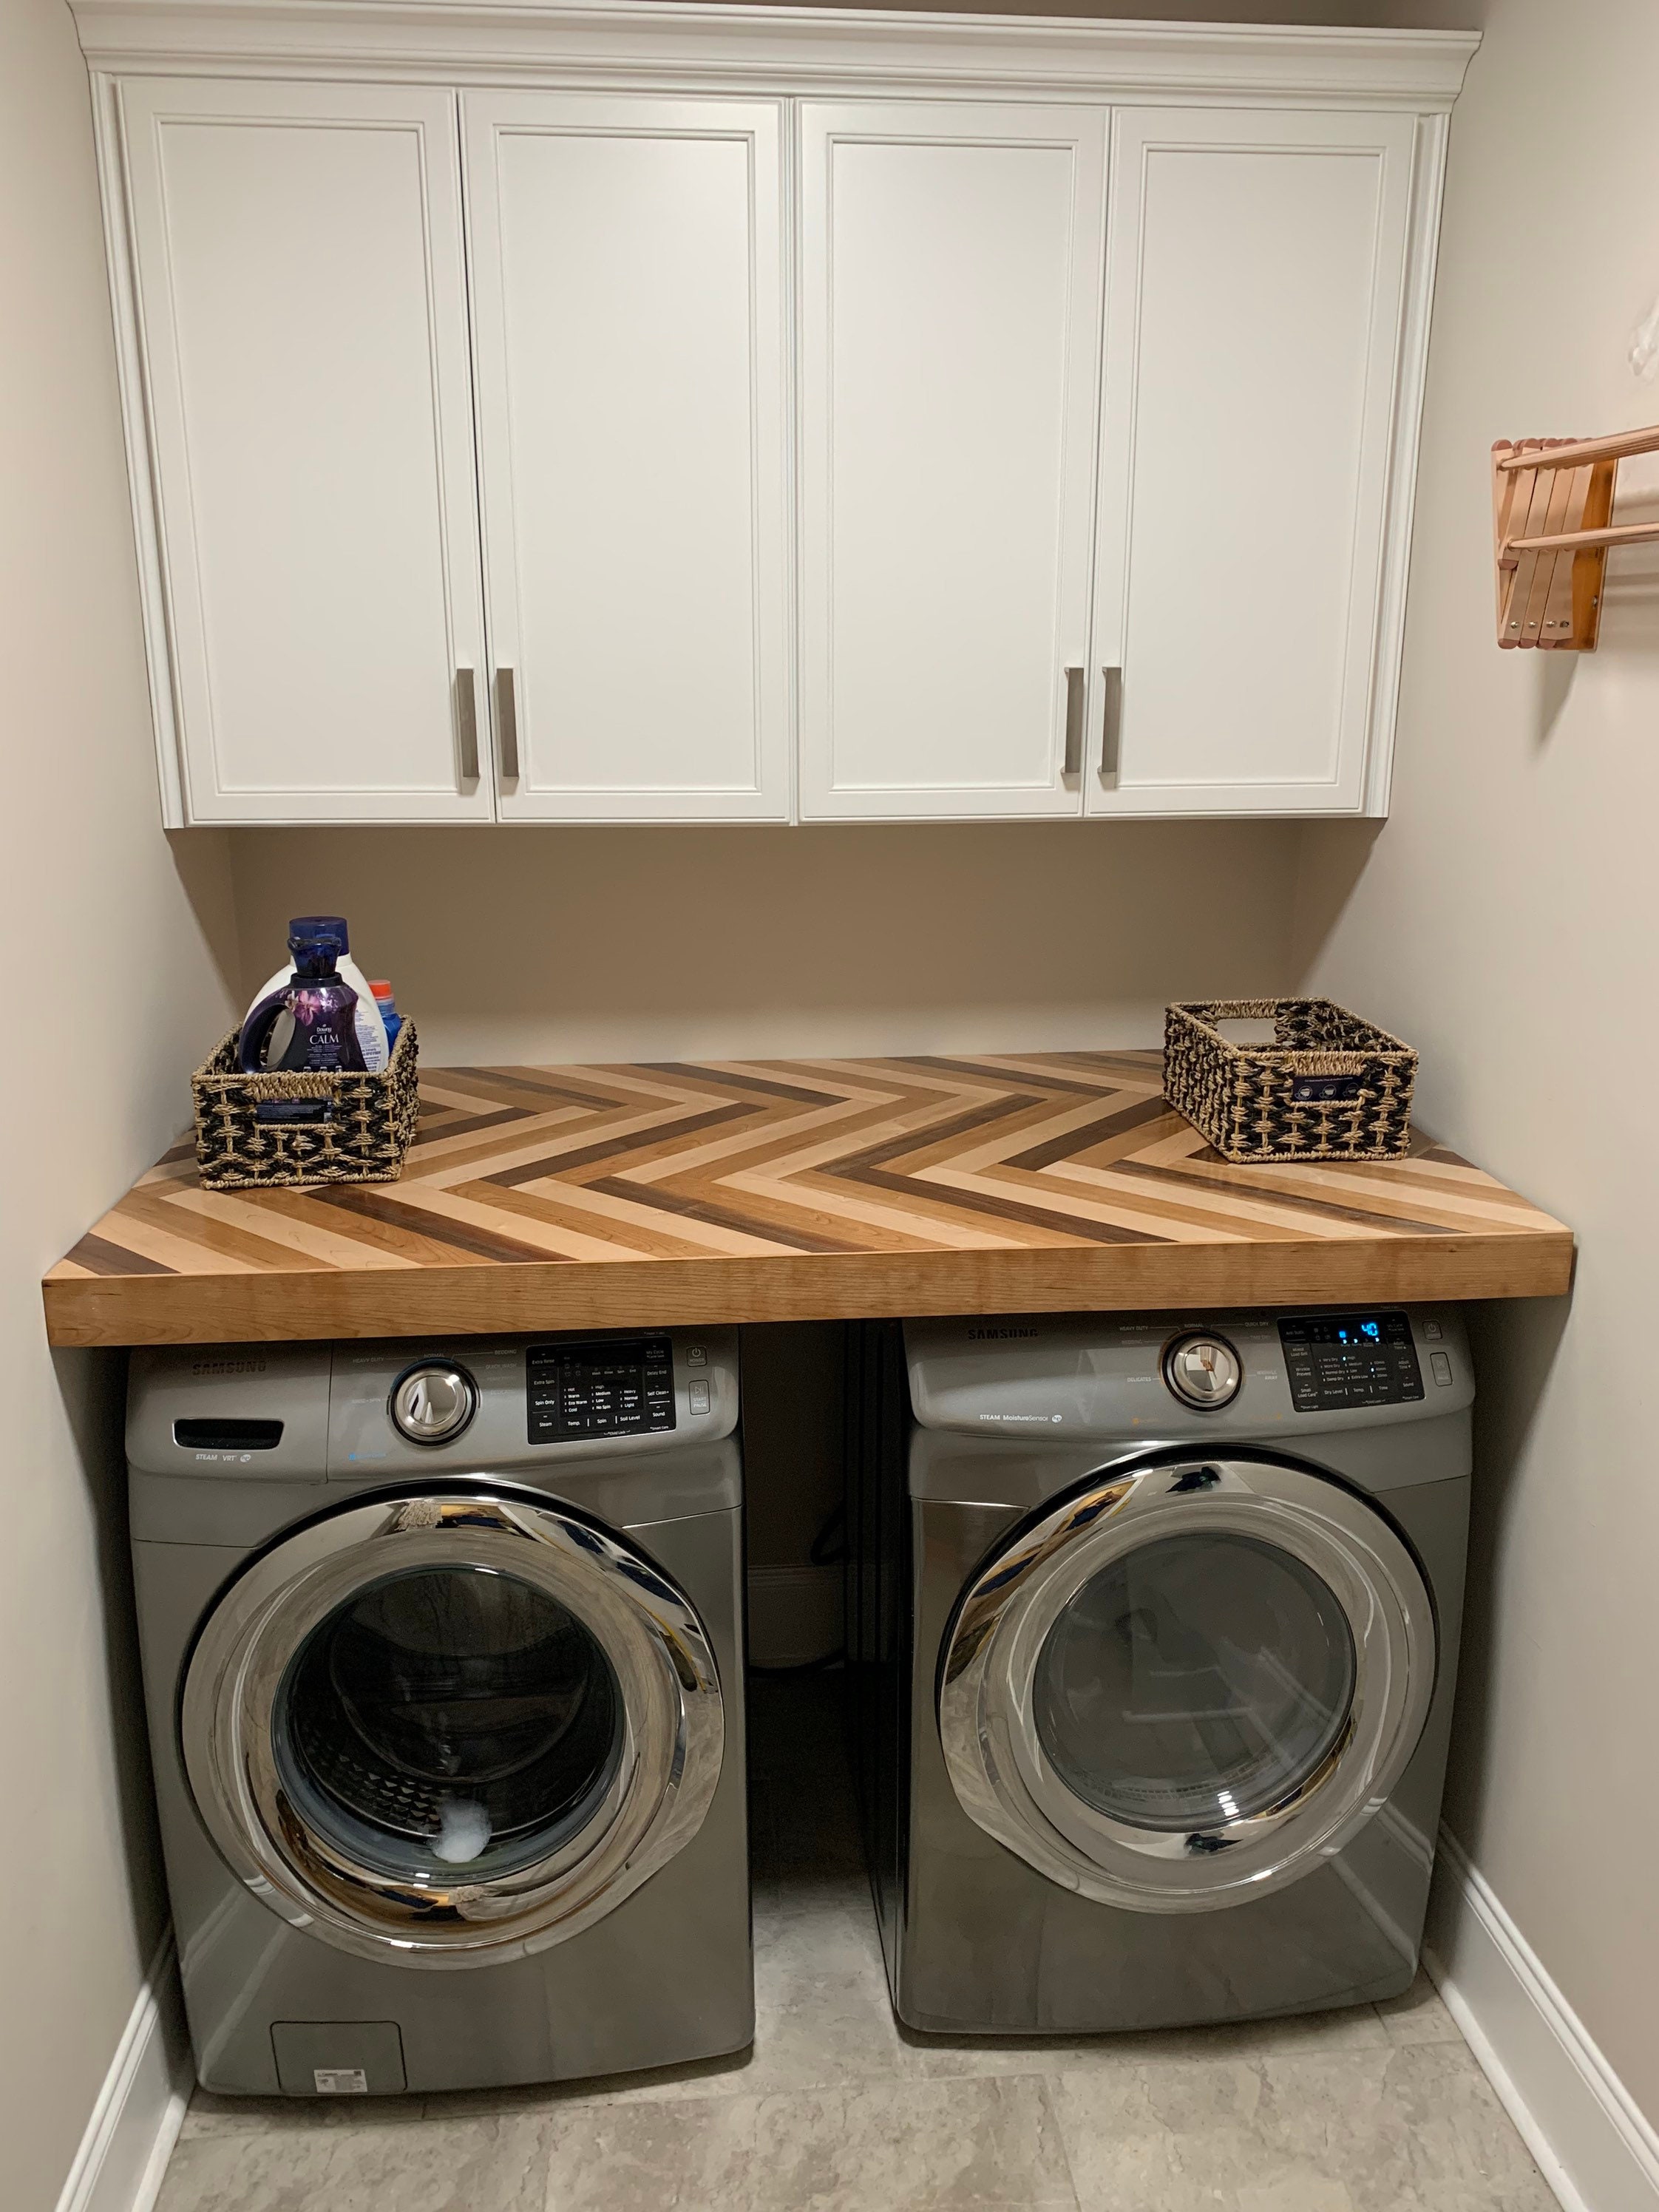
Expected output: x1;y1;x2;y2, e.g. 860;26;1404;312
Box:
242;915;388;1071
239;920;367;1075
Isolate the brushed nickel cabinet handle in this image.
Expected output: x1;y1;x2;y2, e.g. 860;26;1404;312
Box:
496;666;520;783
1099;665;1123;784
455;666;479;784
1062;665;1085;777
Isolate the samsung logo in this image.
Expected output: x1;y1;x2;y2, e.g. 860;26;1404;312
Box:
965;1326;1040;1342
189;1357;268;1376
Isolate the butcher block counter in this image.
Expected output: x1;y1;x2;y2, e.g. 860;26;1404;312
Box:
42;1050;1573;1348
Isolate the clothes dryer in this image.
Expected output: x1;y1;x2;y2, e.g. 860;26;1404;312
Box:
129;1329;750;2096
849;1307;1470;2035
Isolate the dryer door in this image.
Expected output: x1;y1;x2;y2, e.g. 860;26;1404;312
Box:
181;1488;723;1966
937;1454;1434;1913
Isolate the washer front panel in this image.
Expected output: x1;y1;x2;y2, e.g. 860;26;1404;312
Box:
937;1455;1435;1913
180;1487;724;1967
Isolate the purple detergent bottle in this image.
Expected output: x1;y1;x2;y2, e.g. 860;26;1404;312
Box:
239;918;367;1076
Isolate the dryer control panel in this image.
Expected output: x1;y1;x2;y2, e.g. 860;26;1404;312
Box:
905;1304;1470;1445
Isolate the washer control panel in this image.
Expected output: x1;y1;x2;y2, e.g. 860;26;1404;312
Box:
1278;1312;1422;1413
527;1335;676;1444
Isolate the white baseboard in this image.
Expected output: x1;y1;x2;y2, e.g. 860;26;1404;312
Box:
748;1561;841;1669
1426;1827;1659;2212
55;1930;193;2212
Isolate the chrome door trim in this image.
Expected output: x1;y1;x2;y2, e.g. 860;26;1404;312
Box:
181;1488;723;1968
937;1456;1435;1914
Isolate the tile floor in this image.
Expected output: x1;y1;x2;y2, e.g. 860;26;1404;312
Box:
157;1677;1553;2212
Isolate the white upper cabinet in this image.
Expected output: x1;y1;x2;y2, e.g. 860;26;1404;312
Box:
796;103;1108;821
1087;107;1418;817
462;93;791;821
118;80;492;824
86;7;1470;829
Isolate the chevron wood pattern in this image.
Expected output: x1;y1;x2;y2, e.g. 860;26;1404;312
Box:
43;1051;1573;1346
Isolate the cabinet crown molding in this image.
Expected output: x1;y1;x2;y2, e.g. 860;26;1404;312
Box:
70;0;1479;101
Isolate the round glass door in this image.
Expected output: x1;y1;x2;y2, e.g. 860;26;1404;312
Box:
276;1565;625;1879
182;1490;724;1966
938;1456;1435;1914
1032;1531;1357;1833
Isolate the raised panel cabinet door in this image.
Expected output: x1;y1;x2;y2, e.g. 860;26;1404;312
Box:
464;94;790;821
1086;107;1417;818
118;81;492;824
798;103;1108;821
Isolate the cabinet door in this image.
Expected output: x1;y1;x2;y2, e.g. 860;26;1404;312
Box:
798;103;1107;820
119;81;491;824
464;94;790;822
1087;108;1417;818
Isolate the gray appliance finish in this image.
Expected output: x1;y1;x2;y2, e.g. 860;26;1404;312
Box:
129;1329;752;2097
848;1306;1473;2038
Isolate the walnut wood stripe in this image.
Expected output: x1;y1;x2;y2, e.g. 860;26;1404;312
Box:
41;1050;1573;1346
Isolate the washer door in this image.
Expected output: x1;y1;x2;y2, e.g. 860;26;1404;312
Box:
181;1490;724;1967
937;1455;1435;1913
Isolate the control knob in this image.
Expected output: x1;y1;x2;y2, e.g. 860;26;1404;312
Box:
1163;1332;1243;1411
390;1362;478;1445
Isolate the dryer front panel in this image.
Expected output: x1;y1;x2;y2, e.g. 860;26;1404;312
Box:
937;1452;1434;1913
180;1487;724;1966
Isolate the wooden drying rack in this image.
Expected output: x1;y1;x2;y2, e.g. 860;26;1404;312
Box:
1493;424;1659;649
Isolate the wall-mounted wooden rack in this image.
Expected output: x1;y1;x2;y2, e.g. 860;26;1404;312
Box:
1493;424;1659;649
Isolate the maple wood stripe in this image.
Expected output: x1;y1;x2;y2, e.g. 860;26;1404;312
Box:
587;1175;864;1255
120;1184;342;1274
305;1187;575;1263
634;1060;852;1107
486;1102;759;1187
890;1054;1116;1097
1006;1094;1175;1171
63;1232;174;1277
730;1167;1031;1252
438;1068;628;1111
847;1157;1165;1246
837;1095;1048;1170
413;1105;539;1143
1111;1158;1461;1235
467;1175;788;1260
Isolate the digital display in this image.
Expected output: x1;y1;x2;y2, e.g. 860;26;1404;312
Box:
527;1337;676;1443
1278;1312;1422;1413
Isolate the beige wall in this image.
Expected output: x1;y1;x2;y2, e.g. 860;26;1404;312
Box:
0;2;241;2205
1295;0;1659;2122
226;820;1300;1064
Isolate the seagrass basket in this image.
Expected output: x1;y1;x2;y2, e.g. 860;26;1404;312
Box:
1163;1000;1417;1163
191;1021;420;1190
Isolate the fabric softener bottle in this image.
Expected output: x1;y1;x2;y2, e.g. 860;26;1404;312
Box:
240;920;367;1075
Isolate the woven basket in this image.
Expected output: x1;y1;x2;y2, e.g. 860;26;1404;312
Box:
191;1021;420;1190
1164;1000;1417;1163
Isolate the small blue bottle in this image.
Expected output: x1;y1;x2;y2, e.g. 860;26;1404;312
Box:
240;920;367;1076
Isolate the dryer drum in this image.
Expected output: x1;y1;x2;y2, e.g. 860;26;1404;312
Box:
1030;1530;1357;1834
937;1454;1436;1914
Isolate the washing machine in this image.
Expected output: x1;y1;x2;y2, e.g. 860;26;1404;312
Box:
848;1305;1470;2036
128;1328;751;2097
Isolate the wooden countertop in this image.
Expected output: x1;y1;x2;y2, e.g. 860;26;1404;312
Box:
42;1051;1573;1348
